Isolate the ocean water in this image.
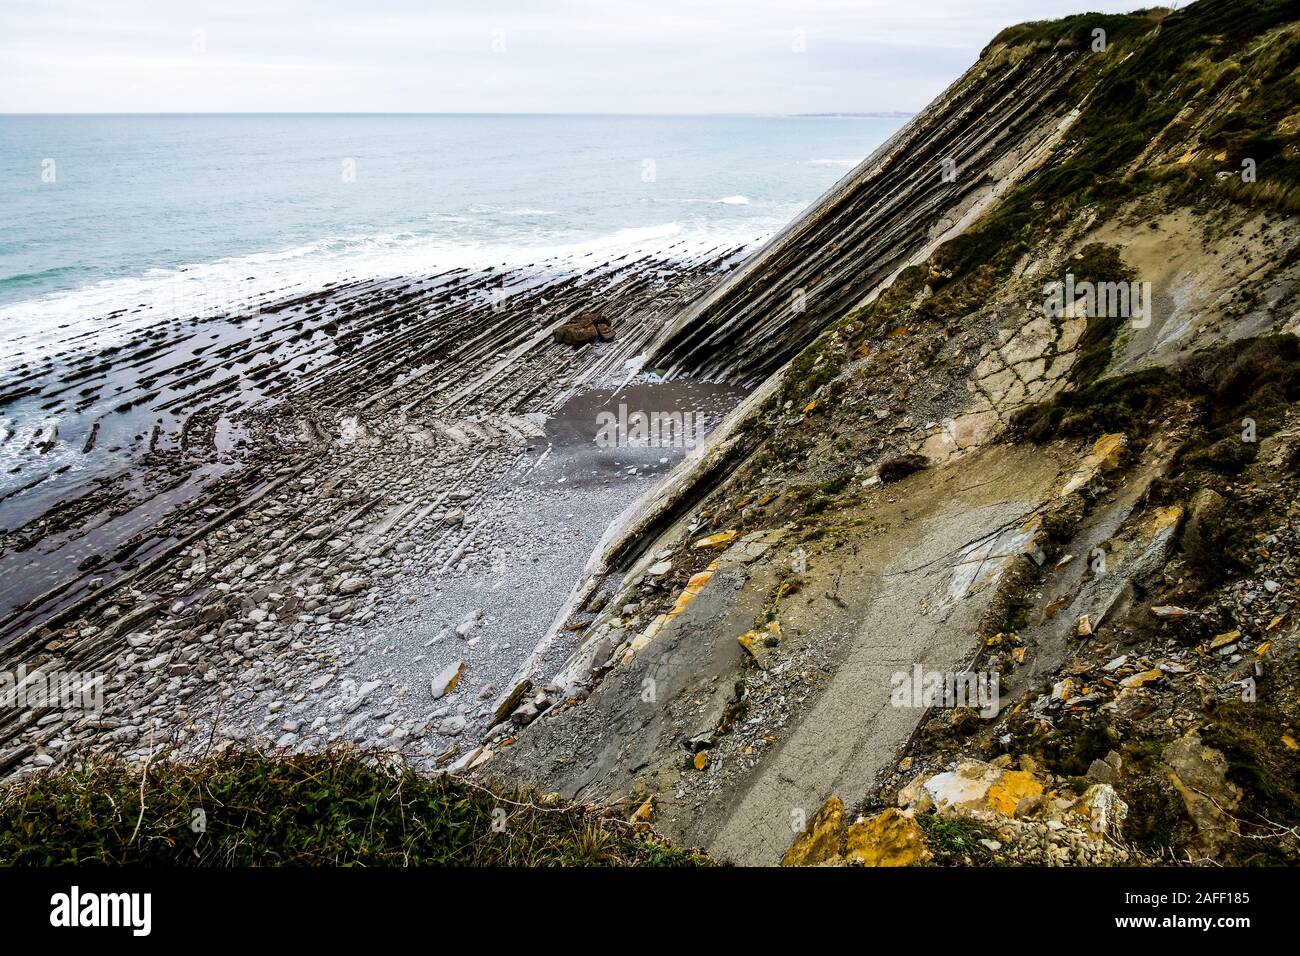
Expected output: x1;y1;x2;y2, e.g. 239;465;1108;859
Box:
0;113;904;366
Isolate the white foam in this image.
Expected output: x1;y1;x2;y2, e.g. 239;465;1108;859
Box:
0;220;775;375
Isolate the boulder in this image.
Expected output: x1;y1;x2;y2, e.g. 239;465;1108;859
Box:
491;680;532;723
782;795;846;866
438;714;467;736
737;620;782;669
1162;733;1241;853
553;313;615;346
430;660;466;700
844;808;932;867
511;702;539;726
630;799;655;824
902;759;1043;818
1068;783;1128;840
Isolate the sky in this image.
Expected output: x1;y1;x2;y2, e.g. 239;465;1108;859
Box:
1;0;1151;114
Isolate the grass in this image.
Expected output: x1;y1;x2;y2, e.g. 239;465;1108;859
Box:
917;814;1012;865
766;0;1300;435
1011;334;1300;452
0;749;711;867
929;0;1300;319
985;9;1171;53
1010;332;1300;587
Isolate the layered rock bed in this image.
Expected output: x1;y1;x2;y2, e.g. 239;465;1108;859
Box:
0;244;750;780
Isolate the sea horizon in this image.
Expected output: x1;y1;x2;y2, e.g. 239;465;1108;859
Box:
1;110;917;117
0;112;905;366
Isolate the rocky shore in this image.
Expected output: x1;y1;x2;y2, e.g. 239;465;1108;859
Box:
0;244;749;779
4;0;1299;873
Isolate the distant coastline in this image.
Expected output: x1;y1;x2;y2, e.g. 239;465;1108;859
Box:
794;111;916;118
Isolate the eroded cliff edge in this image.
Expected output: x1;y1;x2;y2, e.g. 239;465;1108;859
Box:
484;0;1300;866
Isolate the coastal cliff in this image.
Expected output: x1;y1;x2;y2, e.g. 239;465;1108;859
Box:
4;0;1300;869
487;0;1300;866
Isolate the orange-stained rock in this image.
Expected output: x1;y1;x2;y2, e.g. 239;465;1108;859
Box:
738;620;781;668
1209;629;1240;650
1119;668;1163;689
904;760;1043;818
984;770;1044;816
692;530;739;550
781;795;846;866
1061;433;1127;496
669;563;717;617
844;808;932;867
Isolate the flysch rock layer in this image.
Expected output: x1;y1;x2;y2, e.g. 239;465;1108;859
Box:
483;4;1300;866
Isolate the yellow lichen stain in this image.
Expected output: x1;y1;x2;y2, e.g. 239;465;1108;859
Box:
985;770;1044;816
1062;433;1127;496
844;809;932;867
781;795;845;867
1147;505;1184;534
692;530;738;550
738;620;781;665
669;561;718;618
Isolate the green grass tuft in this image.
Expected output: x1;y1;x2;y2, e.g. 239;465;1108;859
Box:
0;749;711;867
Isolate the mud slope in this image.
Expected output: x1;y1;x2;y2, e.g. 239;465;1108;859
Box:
485;0;1300;866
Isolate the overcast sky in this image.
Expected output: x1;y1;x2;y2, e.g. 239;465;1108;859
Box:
2;0;1148;114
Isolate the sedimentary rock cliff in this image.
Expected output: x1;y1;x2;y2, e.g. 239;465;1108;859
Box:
488;0;1300;867
649;32;1089;384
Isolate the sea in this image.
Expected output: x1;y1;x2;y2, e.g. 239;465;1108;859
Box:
0;113;905;372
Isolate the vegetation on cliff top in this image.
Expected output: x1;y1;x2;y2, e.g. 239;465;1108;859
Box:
773;0;1300;422
0;750;710;866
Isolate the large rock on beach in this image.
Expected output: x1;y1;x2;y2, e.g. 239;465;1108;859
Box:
552;313;614;346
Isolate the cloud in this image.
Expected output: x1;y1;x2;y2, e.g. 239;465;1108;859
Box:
0;0;1148;113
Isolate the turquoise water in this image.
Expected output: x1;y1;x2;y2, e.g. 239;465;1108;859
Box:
0;113;903;358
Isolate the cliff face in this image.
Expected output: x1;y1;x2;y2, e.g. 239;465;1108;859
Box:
487;0;1300;866
648;32;1091;384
